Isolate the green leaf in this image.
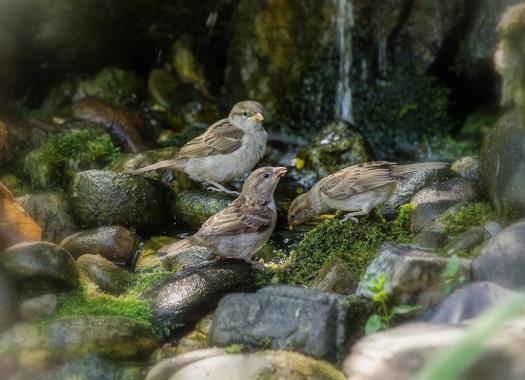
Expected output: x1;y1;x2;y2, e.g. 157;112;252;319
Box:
392;304;423;315
365;314;386;335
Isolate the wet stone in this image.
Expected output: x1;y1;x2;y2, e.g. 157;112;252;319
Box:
311;257;358;295
77;254;132;295
170;190;234;228
19;293;58;321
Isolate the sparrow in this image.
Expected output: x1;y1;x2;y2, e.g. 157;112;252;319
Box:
159;166;287;267
129;100;266;194
288;161;448;227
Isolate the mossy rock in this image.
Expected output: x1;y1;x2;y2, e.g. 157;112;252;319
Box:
46;316;159;360
69;170;171;232
77;254;133;295
283;206;413;286
23;127;121;190
171;190;235;228
135;236;178;271
74;67;144;105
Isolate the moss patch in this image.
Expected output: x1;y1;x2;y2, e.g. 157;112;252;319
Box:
24;128;121;189
283;205;413;286
442;202;503;236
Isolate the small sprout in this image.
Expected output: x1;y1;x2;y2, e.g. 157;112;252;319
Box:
295;158;305;170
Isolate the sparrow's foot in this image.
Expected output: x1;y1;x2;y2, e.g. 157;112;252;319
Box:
340;209;371;223
205;180;240;196
341;214;359;223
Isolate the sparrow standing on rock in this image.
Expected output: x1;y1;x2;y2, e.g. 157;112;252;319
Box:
130;101;266;194
288;161;447;227
159;166;287;266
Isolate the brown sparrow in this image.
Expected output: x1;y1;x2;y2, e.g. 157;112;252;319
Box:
288;161;447;227
130;101;266;194
159;166;287;266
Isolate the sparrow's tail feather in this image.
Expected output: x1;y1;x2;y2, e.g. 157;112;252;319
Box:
158;237;195;257
129;159;182;174
392;162;448;177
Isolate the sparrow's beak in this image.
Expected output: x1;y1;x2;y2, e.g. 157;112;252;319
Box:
273;167;287;179
251;112;264;122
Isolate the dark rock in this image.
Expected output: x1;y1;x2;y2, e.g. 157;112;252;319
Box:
170;190;234;228
0;119;48;167
20;293;58;321
209;285;373;362
480;109;525;216
60;226;140;265
410;177;481;233
164;246;215;271
311;257;358;295
144;260;255;330
0;263;17;331
69;170;171;232
381;167;455;218
411;230;447;249
444;226;490;256
47;316;159;360
357;243;471;308
77;254;132;295
473;219;525;288
422;281;516;324
16;192;77;243
0;241;79;291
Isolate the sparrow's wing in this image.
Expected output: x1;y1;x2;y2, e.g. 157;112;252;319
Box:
178;119;244;158
319;161;398;200
196;197;273;236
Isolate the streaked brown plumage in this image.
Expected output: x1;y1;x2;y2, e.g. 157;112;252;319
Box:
159;166;287;267
129;100;266;194
288;161;448;227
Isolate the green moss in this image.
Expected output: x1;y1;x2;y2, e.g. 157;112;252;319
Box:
24;128;121;189
284;205;413;286
225;344;244;354
442;202;502;236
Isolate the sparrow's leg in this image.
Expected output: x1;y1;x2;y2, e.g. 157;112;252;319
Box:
205;180;241;196
341;208;371;223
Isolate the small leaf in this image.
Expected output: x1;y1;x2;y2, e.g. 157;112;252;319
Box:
393;304;423;315
365;314;385;335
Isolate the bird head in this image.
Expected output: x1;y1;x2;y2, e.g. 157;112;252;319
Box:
288;192;317;228
229;100;264;132
242;166;286;199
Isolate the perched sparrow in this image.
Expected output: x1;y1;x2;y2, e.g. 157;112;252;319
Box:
159;166;287;266
288;161;447;227
130;100;266;194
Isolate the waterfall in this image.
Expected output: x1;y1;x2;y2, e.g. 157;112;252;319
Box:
333;0;354;123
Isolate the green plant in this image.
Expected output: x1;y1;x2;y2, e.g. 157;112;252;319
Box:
441;254;466;295
361;273;421;335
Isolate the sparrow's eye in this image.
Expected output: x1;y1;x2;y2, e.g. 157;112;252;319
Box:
262;172;270;179
242;111;248;117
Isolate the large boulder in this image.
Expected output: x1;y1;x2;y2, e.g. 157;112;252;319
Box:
69;170;171;232
143;260;255;331
473;219;525;288
480;109;525;216
0;241;79;291
209;285;373;363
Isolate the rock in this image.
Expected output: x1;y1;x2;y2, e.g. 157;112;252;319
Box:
60;226;140;265
135;236;178;272
171;38;208;96
73;67;144;105
411;229;447;249
71;97;148;153
343;317;525;380
69;170;171;232
295;121;372;181
311;257;358;295
451;156;480;183
357;243;471;308
23;127;121;190
47;316;159;360
226;0;352;132
444;226;491;256
410;177;481;233
161;350;346;380
0;241;79;292
164;246;215;271
422;281;516;324
19;293;57;321
144;260;255;330
0;119;48;167
0;263;17;331
146;348;227;380
473;219;525;288
209;285;373;362
16;191;77;243
481;109;525;216
77;255;132;295
381;167;455;218
170;190;234;228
